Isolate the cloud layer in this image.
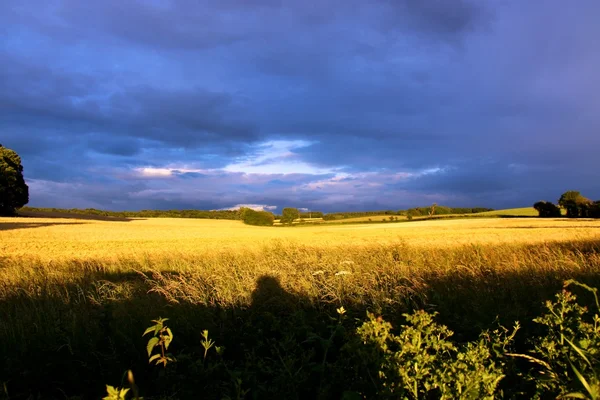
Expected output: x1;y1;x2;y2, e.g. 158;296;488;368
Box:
2;0;599;212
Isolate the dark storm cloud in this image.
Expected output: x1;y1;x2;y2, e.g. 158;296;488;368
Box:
0;51;260;149
1;0;599;211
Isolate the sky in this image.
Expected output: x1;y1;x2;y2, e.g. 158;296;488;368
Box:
1;0;599;213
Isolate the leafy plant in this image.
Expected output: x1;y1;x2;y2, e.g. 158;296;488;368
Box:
509;280;600;399
103;370;141;400
355;310;517;399
103;385;129;400
143;317;175;367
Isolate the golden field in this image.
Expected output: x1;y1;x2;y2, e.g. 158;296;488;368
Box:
2;214;600;398
1;216;600;261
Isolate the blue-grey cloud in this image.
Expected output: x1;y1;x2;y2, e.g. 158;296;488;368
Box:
1;0;599;212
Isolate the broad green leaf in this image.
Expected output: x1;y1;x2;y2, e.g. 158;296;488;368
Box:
142;326;155;337
146;337;159;357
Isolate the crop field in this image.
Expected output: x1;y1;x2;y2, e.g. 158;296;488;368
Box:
2;216;599;261
2;216;600;399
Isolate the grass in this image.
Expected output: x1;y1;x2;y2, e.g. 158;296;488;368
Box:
1;216;600;398
475;207;540;217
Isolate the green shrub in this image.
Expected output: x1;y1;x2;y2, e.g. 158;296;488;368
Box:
353;310;516;399
242;209;274;226
514;280;600;398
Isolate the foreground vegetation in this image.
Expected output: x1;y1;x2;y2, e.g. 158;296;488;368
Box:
1;216;600;398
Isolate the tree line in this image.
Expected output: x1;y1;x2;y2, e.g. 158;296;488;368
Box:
19;206;242;220
322;206;493;221
534;191;600;218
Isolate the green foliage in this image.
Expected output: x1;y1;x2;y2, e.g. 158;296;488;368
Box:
242;209;275;226
236;207;251;221
534;201;562;218
104;370;141;400
322;207;493;220
0;144;29;216
513;280;600;398
98;282;600;399
281;207;300;224
103;385;130;400
355;310;516;399
20;206;242;220
143;318;175;367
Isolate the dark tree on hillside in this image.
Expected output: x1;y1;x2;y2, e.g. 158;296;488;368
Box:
0;144;29;216
590;201;600;218
533;201;561;218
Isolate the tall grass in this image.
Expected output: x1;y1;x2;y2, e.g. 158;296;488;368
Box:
1;239;600;398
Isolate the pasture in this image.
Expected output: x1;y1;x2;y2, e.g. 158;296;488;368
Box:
475;207;540;217
2;216;600;399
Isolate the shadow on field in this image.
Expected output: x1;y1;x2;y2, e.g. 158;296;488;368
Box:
0;273;347;400
2;239;600;399
0;221;86;231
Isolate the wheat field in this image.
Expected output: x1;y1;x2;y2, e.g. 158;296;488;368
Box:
2;215;600;398
1;216;599;261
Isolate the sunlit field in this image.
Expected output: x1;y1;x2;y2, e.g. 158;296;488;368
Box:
475;207;540;216
2;216;600;398
1;216;599;261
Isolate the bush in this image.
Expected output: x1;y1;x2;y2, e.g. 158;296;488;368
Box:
242;209;274;226
354;310;515;399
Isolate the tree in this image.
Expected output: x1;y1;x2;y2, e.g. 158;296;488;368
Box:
237;207;252;220
533;201;561;218
428;203;437;218
590;201;600;219
280;207;299;224
0;144;29;216
242;209;274;226
558;191;592;218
